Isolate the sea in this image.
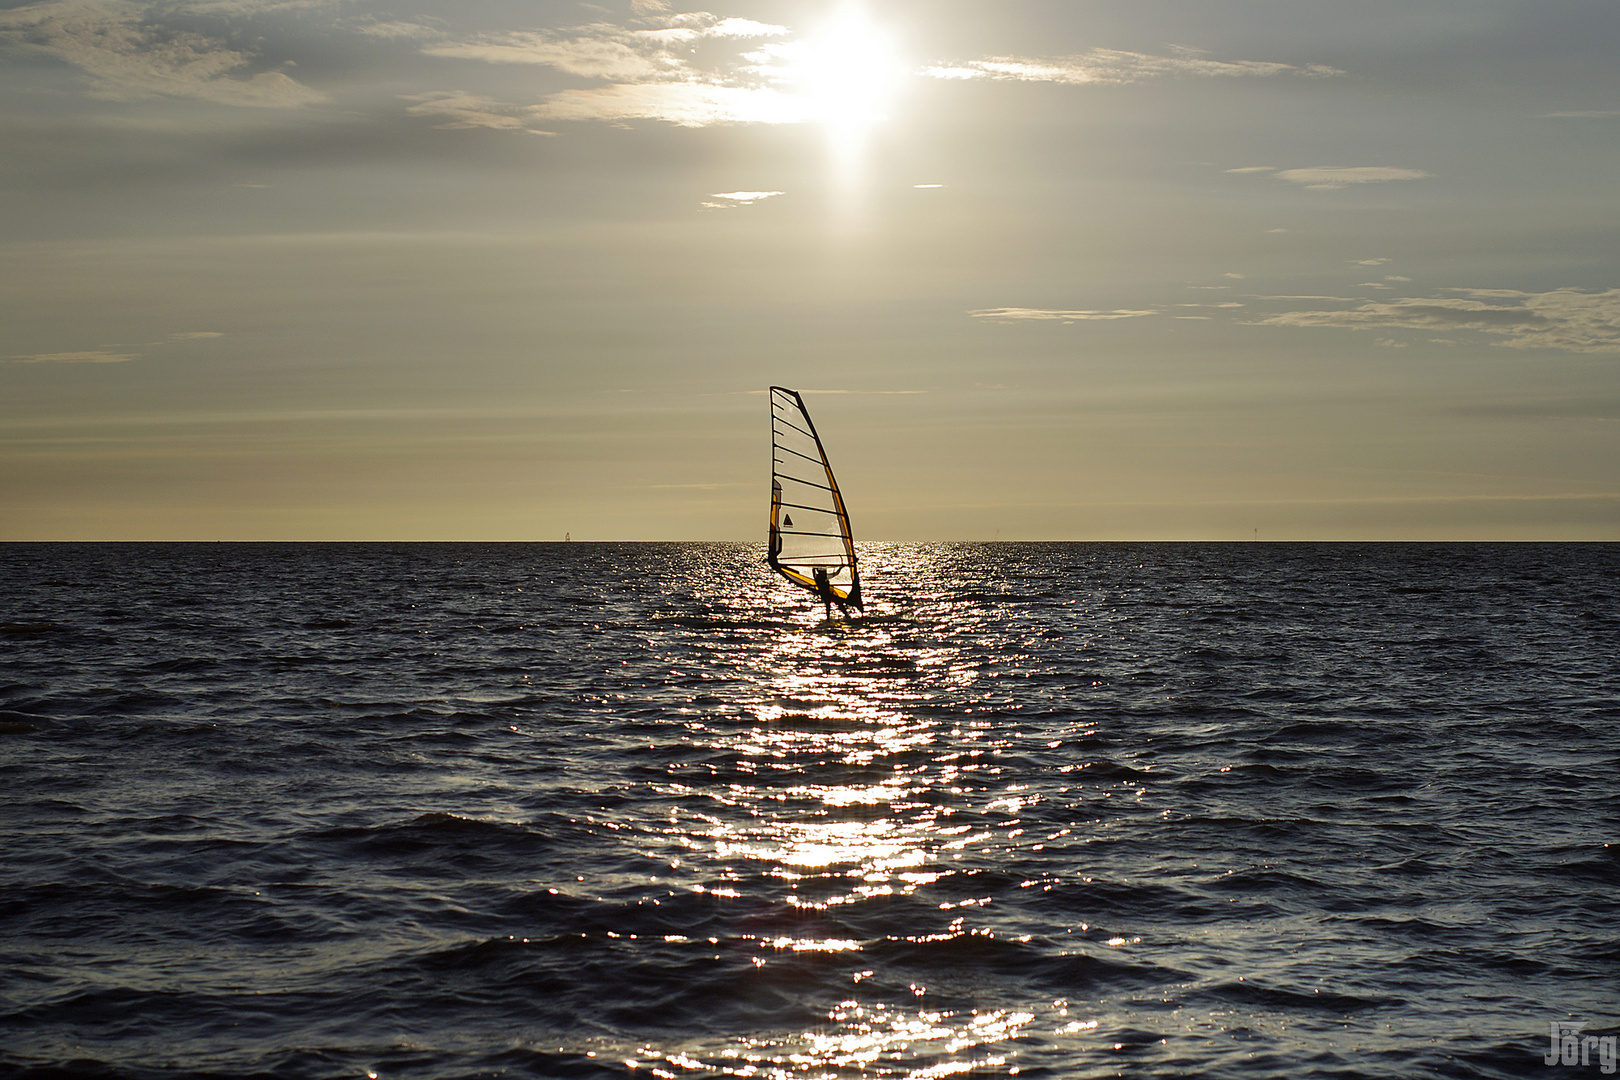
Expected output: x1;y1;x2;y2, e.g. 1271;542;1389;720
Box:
1;542;1615;1080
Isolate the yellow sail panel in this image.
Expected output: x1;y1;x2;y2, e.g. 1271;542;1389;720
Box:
767;386;862;610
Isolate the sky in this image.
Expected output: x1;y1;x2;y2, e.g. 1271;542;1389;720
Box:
2;0;1617;541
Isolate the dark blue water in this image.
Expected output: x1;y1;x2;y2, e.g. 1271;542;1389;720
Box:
1;543;1615;1079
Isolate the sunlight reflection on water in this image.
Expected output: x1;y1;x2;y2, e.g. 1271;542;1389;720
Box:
631;1003;1039;1079
628;547;1052;1076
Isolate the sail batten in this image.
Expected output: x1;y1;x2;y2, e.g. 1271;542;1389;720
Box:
767;386;862;612
776;446;826;467
778;476;836;493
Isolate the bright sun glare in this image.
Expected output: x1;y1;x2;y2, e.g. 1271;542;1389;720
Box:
768;3;905;177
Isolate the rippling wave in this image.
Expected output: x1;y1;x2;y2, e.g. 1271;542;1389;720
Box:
1;542;1615;1079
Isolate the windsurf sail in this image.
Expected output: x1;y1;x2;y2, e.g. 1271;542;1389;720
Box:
768;386;862;612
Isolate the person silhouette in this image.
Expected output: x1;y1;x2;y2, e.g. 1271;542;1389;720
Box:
813;566;848;619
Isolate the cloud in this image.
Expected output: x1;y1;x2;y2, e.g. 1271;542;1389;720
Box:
422;14;787;79
701;190;783;209
1446;398;1620;421
6;350;138;363
1249;288;1620;354
1232;166;1432;190
534;82;808;127
706;18;790;39
179;0;335;13
403;92;556;133
5;331;218;364
423;27;677;81
355;19;443;41
0;0;326;107
970;307;1157;322
414;11;804;128
1280;167;1431;188
924;47;1340;86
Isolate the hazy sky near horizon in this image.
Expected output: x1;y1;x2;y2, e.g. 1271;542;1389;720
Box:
2;0;1617;540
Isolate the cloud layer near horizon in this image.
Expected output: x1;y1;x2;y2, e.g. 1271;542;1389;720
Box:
970;308;1158;322
5;350;138;363
1230;165;1435;190
1250;288;1620;354
924;48;1340;86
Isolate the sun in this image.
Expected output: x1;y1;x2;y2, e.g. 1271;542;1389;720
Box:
791;5;904;129
766;3;907;178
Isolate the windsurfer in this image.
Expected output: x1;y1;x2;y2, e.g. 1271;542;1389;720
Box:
813;566;848;619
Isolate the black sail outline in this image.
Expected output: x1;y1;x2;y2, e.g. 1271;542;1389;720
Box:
767;386;862;611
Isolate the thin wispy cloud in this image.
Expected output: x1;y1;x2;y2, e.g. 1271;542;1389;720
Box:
700;17;790;39
701;191;783;209
6;350;138;363
420;15;788;77
970;307;1157;322
1230;166;1432;190
534;82;807;127
0;0;326;107
924;47;1339;86
423;27;681;81
403;92;556;133
413;11;810;128
1250;288;1620;354
4;330;220;365
180;1;335;14
355;19;445;42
